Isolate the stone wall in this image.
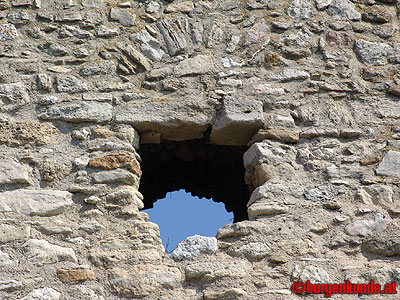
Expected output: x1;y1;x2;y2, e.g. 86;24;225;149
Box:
0;0;400;299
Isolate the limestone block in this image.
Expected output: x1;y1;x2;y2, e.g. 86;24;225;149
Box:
299;266;332;284
0;190;73;216
287;0;313;19
56;75;88;93
362;222;400;256
92;169;139;186
115;99;217;141
110;265;184;297
345;213;390;237
210;97;264;145
171;235;218;261
20;287;60;300
0;82;30;111
376;150;400;178
174;55;214;76
157;18;187;56
130;30;165;62
0;160;31;186
327;0;361;21
0;250;16;268
110;8;136;26
39;102;112;123
23;239;77;264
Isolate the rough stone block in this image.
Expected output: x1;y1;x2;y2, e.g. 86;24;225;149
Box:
376;150;400;178
115;99;217;141
23;239;77;264
0;161;31;186
171;235;217;261
39;102;112;123
0;190;73;216
210;97;264;145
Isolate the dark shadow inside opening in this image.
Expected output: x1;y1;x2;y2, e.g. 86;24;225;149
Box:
138;139;250;222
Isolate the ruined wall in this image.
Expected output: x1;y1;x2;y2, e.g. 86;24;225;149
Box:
0;0;400;299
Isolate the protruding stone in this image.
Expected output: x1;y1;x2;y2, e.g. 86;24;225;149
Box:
287;0;313;19
0;190;73;216
210;97;264;145
157;18;187;56
0;161;31;186
0;82;29;112
110;8;136;26
171;235;218;261
23;239;77;264
174;55;214;76
56;75;88;93
376;150;400;178
20;288;60;300
345;213;390;237
39;102;112;123
0;23;18;41
327;0;361;21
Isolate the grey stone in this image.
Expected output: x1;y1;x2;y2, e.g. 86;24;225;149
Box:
39;96;59;105
56;75;88;93
362;222;400;256
157;18;187;56
110;8;136;26
79;220;104;233
305;187;332;201
79;61;117;76
0;160;31;186
146;0;161;13
246;19;269;46
7;12;30;25
0;250;16;268
20;287;60;300
376;150;400;178
0;280;22;292
117;42;151;71
287;0;313;19
0;190;73;216
41;42;69;57
39;102;112;123
191;21;204;49
171;235;218;261
0;82;30;112
266;69;310;82
0;23;18;41
96;25;120;38
231;242;271;259
345;213;390;237
210;96;264;145
115;99;217;141
315;0;332;10
327;0;361;21
81;0;104;8
92;170;139;186
23;239;77;264
174;55;214;76
299;266;332;283
0;224;28;243
165;1;193;13
130;30;165;62
354;40;391;66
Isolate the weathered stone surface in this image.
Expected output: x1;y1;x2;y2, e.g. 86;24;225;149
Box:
23;239;77;264
362;222;400;256
0;82;30;111
299;266;332;284
210;97;264;145
110;8;136;26
39;102;112;123
0;23;18;41
89;152;141;176
130;30;165;61
171;235;218;261
267;69;310;82
315;0;332;10
110;265;183;297
0;190;73;216
0;122;59;146
287;0;313;19
376;150;400;178
20;287;60;300
92;169;139;185
96;25;119;38
165;1;194;13
80;61;117;76
157;18;187;56
0;224;27;243
250;129;299;144
174;55;214;76
56;268;95;283
0;161;31;186
115;99;217;141
345;213;390;237
327;0;361;21
117;42;151;71
354;40;391;66
0;250;16;268
56;75;88;93
185;261;248;281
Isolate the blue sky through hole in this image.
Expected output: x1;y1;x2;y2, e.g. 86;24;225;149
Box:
143;189;233;252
